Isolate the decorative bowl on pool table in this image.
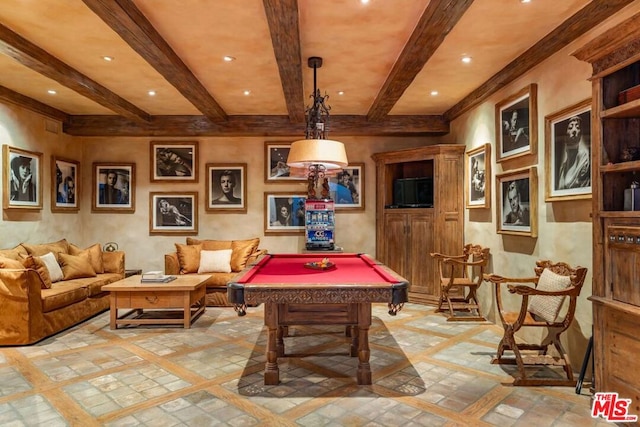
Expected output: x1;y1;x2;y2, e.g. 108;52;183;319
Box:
304;258;336;270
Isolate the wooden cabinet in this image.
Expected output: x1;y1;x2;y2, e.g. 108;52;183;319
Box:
573;14;640;415
372;145;464;304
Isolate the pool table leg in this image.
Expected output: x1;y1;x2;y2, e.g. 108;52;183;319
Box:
264;303;280;385
356;303;372;385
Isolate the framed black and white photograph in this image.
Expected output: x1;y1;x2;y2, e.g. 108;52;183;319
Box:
496;84;537;162
545;99;591;201
150;141;198;182
205;163;247;213
264;142;306;183
92;163;135;213
264;191;306;235
2;145;42;210
465;144;491;209
149;192;198;235
52;156;79;213
327;163;364;210
496;166;537;237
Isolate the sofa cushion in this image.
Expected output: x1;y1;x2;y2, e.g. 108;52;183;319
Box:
41;282;88;313
186;237;232;251
65;274;120;297
231;238;260;272
38;252;64;283
59;253;97;280
0;255;24;269
21;255;53;289
22;239;70;259
198;249;232;273
528;268;572;323
69;243;105;274
0;245;28;261
176;243;202;274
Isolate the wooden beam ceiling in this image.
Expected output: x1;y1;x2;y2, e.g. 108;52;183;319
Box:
263;0;305;123
366;0;474;122
82;0;228;122
64;114;448;137
0;85;69;123
0;22;151;123
444;0;636;121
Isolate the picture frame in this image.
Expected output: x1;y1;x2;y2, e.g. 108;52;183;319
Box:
149;192;198;235
496;166;537;237
496;83;538;162
264;191;306;235
465;144;491;209
51;156;79;213
2;145;43;210
150;141;198;182
92;163;135;212
327;163;365;210
545;98;592;201
264;142;306;183
205;163;247;213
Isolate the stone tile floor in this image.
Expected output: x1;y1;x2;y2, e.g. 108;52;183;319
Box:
0;303;616;426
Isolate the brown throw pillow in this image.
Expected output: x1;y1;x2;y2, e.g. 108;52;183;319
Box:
21;238;70;259
0;245;28;260
186;238;232;251
0;255;24;269
175;243;202;274
231;238;260;272
21;255;53;289
69;243;105;274
58;252;97;280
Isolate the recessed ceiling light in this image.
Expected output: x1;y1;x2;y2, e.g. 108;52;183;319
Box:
521;0;531;3
430;90;439;96
102;56;114;62
361;0;370;4
223;56;236;62
337;91;345;96
461;56;472;64
243;90;251;96
148;90;156;96
47;89;57;95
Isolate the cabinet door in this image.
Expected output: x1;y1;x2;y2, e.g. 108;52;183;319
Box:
408;212;436;301
383;213;408;278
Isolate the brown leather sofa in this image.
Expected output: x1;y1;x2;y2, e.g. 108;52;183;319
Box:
164;237;266;306
0;239;125;345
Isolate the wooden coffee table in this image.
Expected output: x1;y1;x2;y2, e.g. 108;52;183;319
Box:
102;274;210;329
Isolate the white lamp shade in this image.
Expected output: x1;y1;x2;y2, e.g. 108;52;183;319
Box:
286;139;349;169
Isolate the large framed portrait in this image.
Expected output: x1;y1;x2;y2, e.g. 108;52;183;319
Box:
496;166;537;237
149;192;198;235
92;163;135;213
51;156;79;213
205;163;247;213
264;191;306;235
465;144;491;209
264;142;306;183
2;145;43;210
327;163;364;211
150;141;198;182
545;99;592;201
496;84;537;162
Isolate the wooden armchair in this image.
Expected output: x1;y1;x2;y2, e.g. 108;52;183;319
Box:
484;260;587;386
430;244;490;321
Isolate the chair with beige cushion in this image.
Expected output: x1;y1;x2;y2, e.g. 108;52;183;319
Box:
483;260;587;386
430;244;490;321
164;237;267;306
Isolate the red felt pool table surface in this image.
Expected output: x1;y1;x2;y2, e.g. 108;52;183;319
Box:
235;253;400;285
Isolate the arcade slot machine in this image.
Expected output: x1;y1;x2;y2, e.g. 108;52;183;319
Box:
304;199;335;250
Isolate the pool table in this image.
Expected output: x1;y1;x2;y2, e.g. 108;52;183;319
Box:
227;253;409;385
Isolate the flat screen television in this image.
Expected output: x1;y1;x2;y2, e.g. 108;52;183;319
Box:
392;177;433;207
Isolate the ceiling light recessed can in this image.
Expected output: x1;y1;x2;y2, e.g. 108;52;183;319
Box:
223;56;236;62
461;56;472;64
338;91;345;96
430;90;438;96
148;90;156;96
243;90;251;96
102;56;113;62
47;89;57;95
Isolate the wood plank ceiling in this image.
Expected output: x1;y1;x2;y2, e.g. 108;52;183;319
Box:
0;0;635;137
